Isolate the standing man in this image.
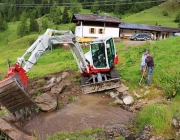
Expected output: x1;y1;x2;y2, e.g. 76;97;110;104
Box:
141;49;147;78
145;51;154;86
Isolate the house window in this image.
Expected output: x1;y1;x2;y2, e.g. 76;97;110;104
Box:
99;29;105;34
89;28;96;34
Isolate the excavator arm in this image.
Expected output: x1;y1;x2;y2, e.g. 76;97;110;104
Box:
0;29;90;113
17;29;89;74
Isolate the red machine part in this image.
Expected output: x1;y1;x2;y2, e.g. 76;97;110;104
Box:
113;56;119;65
4;62;28;89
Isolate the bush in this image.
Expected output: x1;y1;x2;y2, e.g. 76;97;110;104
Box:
162;11;168;16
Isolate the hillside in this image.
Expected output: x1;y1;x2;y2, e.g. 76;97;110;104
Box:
1;1;180;139
122;0;180;27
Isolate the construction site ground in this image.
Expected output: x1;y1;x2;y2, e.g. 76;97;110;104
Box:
0;40;154;140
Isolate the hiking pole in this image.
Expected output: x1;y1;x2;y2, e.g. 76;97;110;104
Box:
138;74;144;86
138;65;147;86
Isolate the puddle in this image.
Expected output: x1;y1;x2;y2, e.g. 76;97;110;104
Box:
24;93;134;139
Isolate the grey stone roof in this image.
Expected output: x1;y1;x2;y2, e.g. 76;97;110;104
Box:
119;23;180;32
72;13;123;23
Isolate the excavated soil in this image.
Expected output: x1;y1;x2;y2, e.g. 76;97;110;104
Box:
23;70;134;139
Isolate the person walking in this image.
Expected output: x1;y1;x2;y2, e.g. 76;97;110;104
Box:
140;49;147;78
145;51;154;86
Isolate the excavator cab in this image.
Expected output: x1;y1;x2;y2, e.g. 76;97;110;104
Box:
80;37;120;94
91;43;107;68
90;37;118;69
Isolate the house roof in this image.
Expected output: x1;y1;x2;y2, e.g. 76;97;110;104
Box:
119;23;180;32
156;26;180;32
119;23;153;30
71;13;123;23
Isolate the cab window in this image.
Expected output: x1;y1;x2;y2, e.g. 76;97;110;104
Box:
91;43;107;68
106;38;115;67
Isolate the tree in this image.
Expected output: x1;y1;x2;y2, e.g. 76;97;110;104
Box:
62;7;70;24
7;7;13;22
42;18;49;30
91;0;99;13
50;5;57;22
70;0;82;14
0;13;8;31
54;7;62;24
114;2;125;15
17;12;29;37
175;12;180;27
30;14;39;32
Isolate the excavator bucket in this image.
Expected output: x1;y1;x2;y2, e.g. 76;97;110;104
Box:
0;75;35;113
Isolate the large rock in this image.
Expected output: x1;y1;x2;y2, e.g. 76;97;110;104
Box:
0;118;34;140
109;92;119;99
113;98;123;105
62;71;69;79
172;117;180;129
42;77;56;91
116;83;129;93
50;83;66;94
123;95;134;105
35;93;57;112
133;90;141;98
136;125;153;140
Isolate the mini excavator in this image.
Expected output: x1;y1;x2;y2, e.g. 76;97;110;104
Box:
0;29;121;113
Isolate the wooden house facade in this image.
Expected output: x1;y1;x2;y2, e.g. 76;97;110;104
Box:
71;13;123;41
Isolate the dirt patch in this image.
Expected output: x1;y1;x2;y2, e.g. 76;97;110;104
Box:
17;70;133;139
28;70;81;107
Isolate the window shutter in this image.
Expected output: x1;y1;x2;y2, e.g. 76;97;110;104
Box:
103;29;105;34
94;28;96;34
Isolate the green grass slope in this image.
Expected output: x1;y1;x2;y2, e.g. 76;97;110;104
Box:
115;37;180;137
122;0;180;27
116;36;180;97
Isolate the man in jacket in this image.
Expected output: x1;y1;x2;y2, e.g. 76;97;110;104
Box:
145;51;154;86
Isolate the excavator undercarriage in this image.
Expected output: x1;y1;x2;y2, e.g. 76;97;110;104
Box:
81;67;120;94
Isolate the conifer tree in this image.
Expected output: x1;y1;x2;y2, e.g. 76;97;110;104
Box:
54;7;62;24
17;12;29;37
62;7;70;24
175;12;180;27
30;14;39;32
91;0;99;13
0;13;8;31
70;0;82;14
42;19;49;30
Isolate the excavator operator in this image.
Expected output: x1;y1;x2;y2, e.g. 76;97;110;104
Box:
94;43;106;68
